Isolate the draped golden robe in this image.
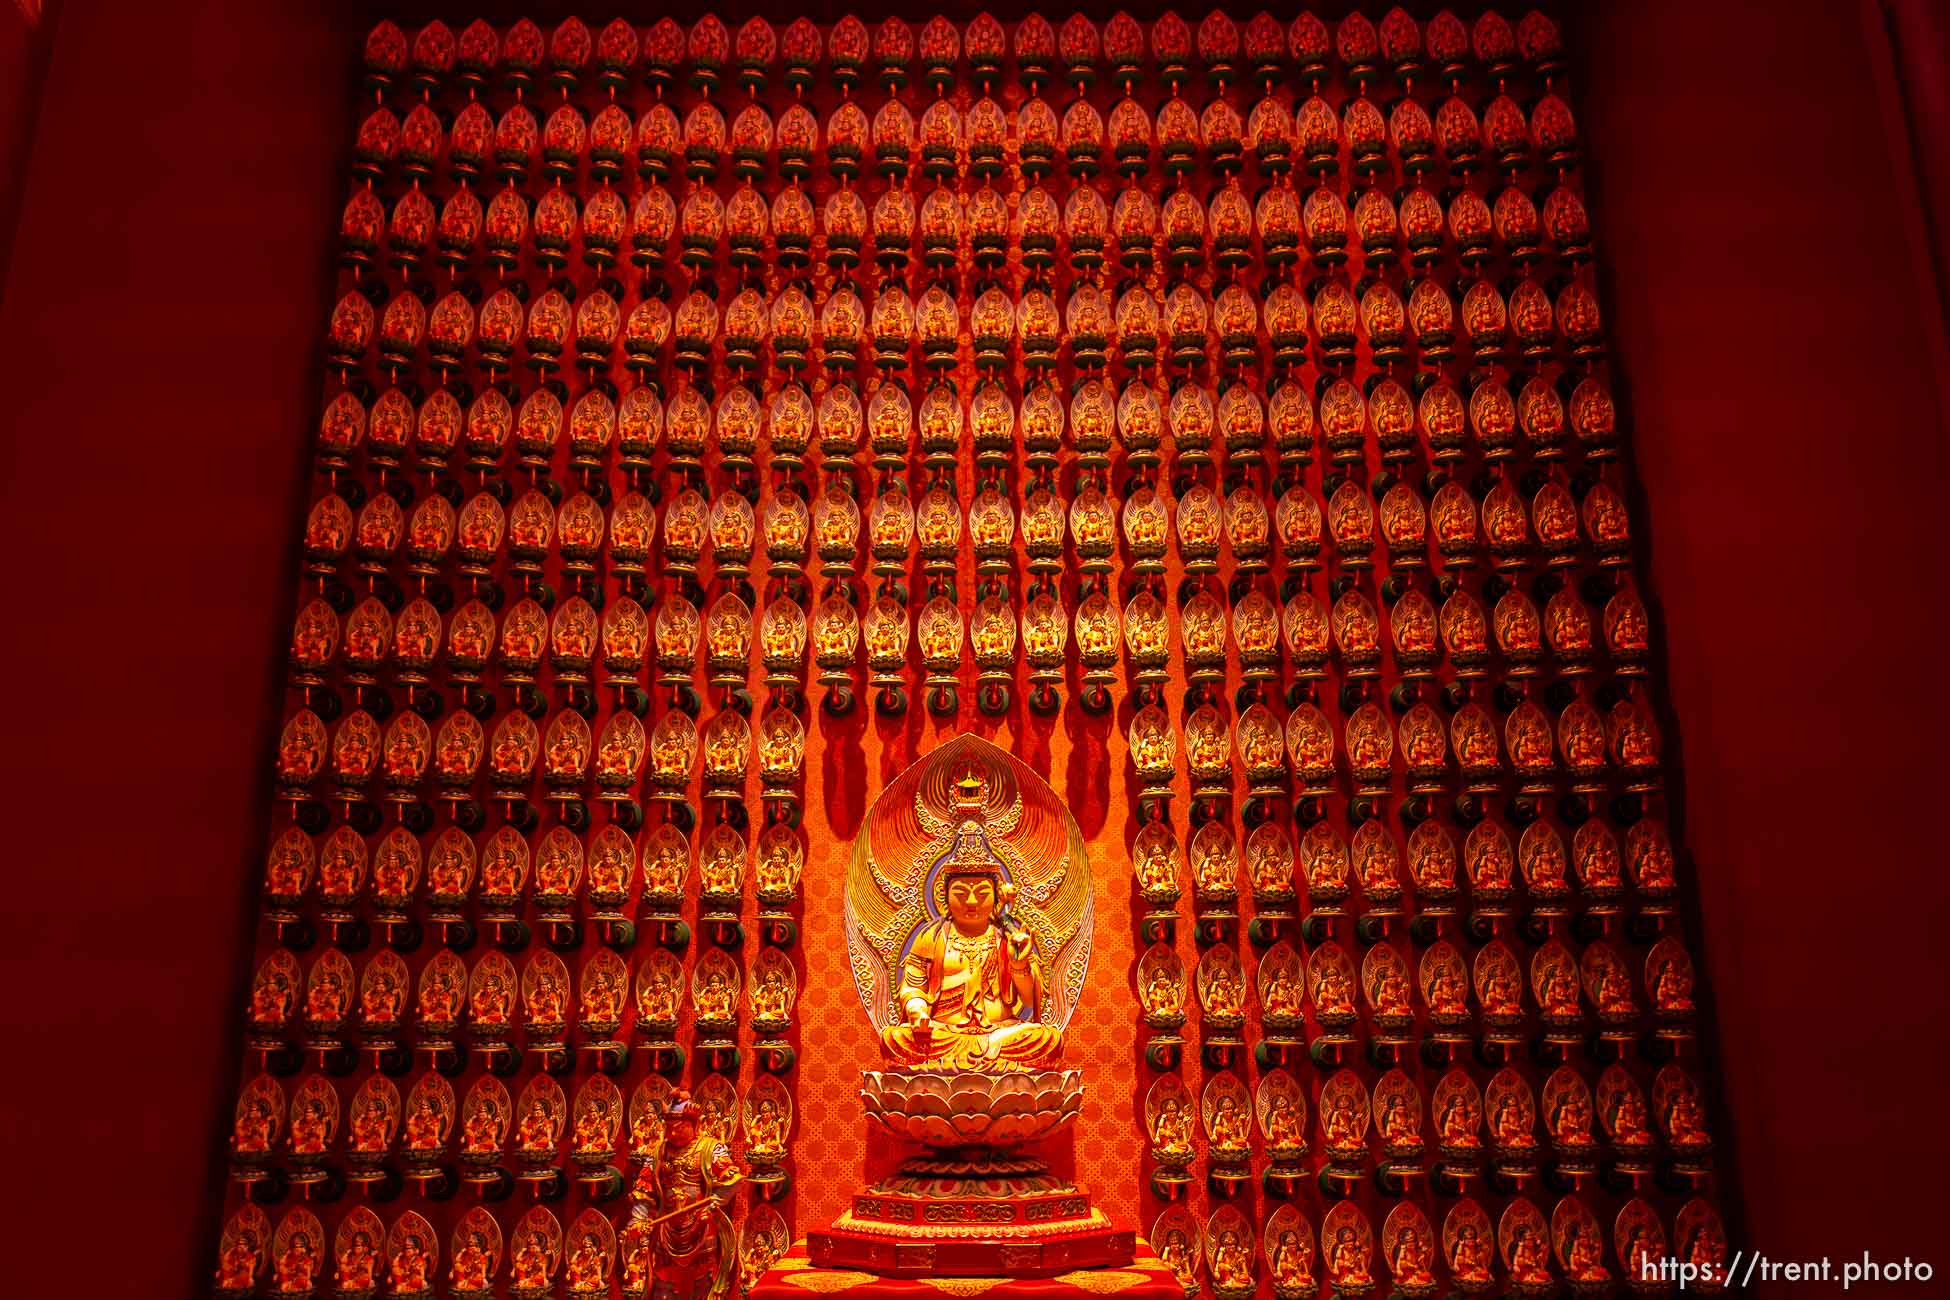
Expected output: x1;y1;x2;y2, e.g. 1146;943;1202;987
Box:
878;918;1062;1072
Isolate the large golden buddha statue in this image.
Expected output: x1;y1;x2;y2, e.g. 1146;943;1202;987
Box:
844;735;1091;1077
816;735;1126;1278
877;775;1062;1072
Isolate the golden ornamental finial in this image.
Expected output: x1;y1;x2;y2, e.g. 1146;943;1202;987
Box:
952;768;987;817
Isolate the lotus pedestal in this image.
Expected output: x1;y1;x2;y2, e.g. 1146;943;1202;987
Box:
809;1069;1136;1279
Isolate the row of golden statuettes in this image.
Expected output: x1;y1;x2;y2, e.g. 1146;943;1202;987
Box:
335;169;1594;287
236;913;1696;1052
227;1064;783;1185
1148;1192;1725;1298
269;672;1666;817
212;1192;1729;1296
275;572;1651;718
346;79;1581;189
359;12;1571;101
221;1051;1708;1197
299;422;1629;561
224;1032;1711;1198
221;1029;1716;1280
306;370;1622;485
216;1197;795;1297
323;258;1607;379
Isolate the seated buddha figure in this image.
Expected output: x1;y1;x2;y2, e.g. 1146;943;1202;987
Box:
450;1232;491;1292
751;968;791;1022
276;1232;317;1293
1448;1223;1492;1283
564;1235;608;1291
215;1230;259;1290
1143;966;1179;1017
1208;1093;1250;1156
336;1231;376;1291
1210;1228;1253;1289
1269;1229;1312;1292
1152;1095;1196;1160
1325;1227;1369;1288
1564;1219;1609;1282
1389;1227;1433;1287
516;1099;556;1155
877;776;1063;1073
573;1104;611;1156
748;1097;788;1157
1507;1223;1551;1284
1157;1228;1198;1299
1263;1094;1304;1151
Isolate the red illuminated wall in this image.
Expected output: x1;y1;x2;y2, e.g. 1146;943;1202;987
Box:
0;2;1944;1296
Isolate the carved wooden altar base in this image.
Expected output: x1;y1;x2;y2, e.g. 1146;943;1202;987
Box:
809;1147;1135;1278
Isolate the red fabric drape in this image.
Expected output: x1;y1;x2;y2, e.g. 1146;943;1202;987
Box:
1575;0;1950;1270
0;0;56;294
1877;0;1950;348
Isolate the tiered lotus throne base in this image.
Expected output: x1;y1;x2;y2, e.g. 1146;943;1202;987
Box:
809;1069;1136;1279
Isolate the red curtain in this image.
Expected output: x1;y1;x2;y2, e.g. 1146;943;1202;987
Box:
0;0;57;292
1872;0;1950;416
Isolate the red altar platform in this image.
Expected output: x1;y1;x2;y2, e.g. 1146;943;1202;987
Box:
752;1242;1183;1300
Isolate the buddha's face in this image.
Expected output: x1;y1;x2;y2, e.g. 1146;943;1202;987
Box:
946;875;996;931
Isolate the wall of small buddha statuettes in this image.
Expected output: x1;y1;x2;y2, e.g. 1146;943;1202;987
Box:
214;7;1731;1298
